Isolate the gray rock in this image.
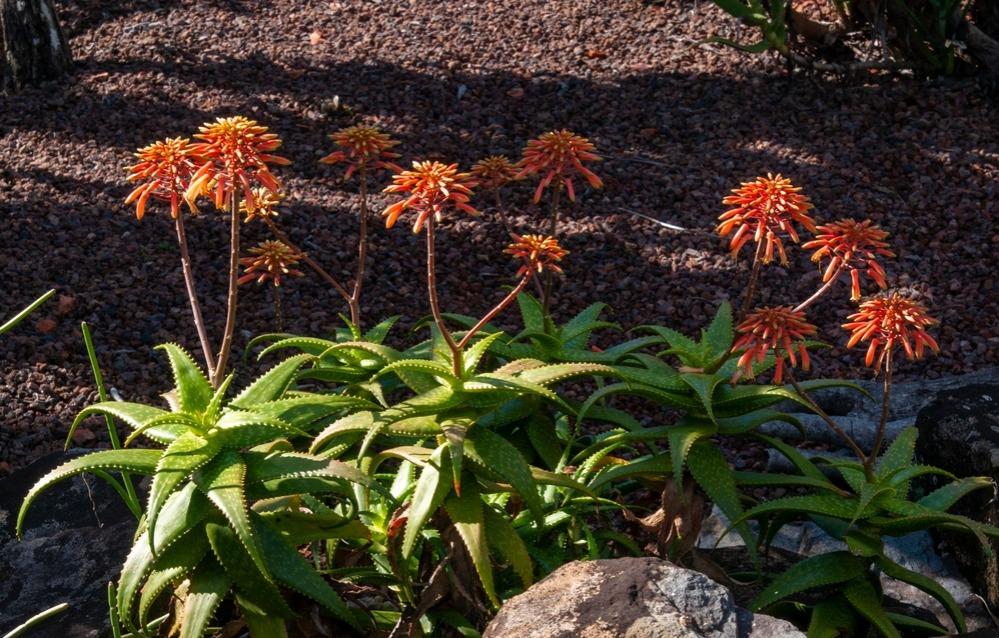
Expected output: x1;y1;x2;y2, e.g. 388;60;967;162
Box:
915;384;999;612
482;557;804;638
0;451;136;638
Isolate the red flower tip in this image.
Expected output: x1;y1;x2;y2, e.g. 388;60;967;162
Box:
732;306;817;384
717;174;816;265
381;160;478;233
504;234;569;278
516;130;602;203
186;116;289;211
320;125;402;178
801;218;894;301
125;137;197;220
238;240;304;287
471;155;518;190
842;291;939;370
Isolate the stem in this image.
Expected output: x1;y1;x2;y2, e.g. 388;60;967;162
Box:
348;168;369;329
264;218;353;306
174;214;216;378
740;238;767;316
786;372;870;470
212;193;241;388
271;285;283;331
866;348;893;472
792;263;846;313
493;188;513;235
457;275;531;350
426;219;463;376
542;185;562;315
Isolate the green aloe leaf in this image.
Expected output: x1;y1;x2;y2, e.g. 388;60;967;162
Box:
374;359;459;385
204;522;292;617
244;451;368;486
179;559;230;638
147;432;220;549
562;303;613;349
444;483;499;607
518;363;618;387
733;471;845;494
255;336;336;360
194;451;270;581
918;476;994;512
248;395;378;430
589;453;671;491
687;442;756;562
256;509;369;544
443;416;473;495
204;373;235;423
754;435;830;483
253;513;364;630
516;293;546;333
701;301;734;365
807;596;858;638
716;409;801;436
213;411;307;447
462;331;505;375
137;530;210;627
752;552;866;611
157;343;213;415
402;445;453;559
876;427;918;480
66;402;176;448
17;449;162;538
729;495;859;535
465;427;543;525
483;504;533;588
364;315;401;343
843;578;901;638
117;483;211;627
122;413;199;448
240;607;289;638
311;410;375;453
230;354;312;409
679;372;723;422
877;556;965;632
668;419;717;487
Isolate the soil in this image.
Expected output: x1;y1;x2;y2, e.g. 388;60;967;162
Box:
1;0;997;471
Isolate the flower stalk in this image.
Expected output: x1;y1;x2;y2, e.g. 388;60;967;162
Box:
425;218;463;376
213;194;241;388
173;214;216;379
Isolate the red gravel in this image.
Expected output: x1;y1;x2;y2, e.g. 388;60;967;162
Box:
2;0;997;470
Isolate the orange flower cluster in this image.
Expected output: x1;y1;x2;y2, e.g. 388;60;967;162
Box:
125;138;197;219
382;161;478;233
239;187;284;223
238;240;304;287
186;116;290;211
517;130;603;203
802;219;894;301
505;234;569;278
717;174;816;265
319;125;402;179
471;155;518;190
733;307;817;384
843;292;939;369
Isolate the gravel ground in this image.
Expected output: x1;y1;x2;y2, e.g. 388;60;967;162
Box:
1;0;997;471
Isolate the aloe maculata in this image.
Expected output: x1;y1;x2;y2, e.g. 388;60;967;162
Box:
18;344;377;635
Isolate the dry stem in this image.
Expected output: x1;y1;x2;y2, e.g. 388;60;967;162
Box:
212;194;241;387
173;213;216;379
426;219;463;376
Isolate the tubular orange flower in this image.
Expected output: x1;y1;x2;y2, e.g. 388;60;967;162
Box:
382;160;478;233
471;155;518;190
717;174;816;265
516;130;603;203
504;234;569;278
842;291;939;370
801;219;894;301
319;125;402;179
125;137;197;220
238;240;304;287
239;188;284;223
185;116;290;211
732;306;817;384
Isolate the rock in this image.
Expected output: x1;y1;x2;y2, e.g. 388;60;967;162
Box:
915;384;999;612
482;557;804;638
0;451;136;637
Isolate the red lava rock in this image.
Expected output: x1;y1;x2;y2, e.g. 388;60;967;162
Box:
56;294;77;316
35;318;57;334
72;428;96;445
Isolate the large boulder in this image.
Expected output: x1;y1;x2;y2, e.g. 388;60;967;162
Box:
915;383;999;611
0;451;136;638
483;557;804;638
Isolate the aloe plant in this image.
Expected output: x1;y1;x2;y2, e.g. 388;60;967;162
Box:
18;345;377;635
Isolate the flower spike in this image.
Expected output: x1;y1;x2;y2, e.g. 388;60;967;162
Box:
717;174;816;265
505;234;569;278
842;291;939;370
125;138;197;219
471;155;518;190
802;219;894;301
732;306;817;384
320;125;402;179
239;187;284;223
238;240;304;287
516;130;602;203
382;161;478;233
186;116;290;211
